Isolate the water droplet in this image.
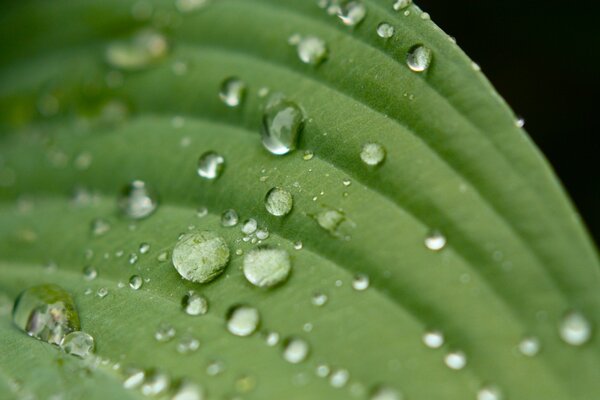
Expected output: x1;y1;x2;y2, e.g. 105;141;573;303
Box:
139;242;150;254
221;209;239;227
61;331;95;358
425;231;446;251
477;386;502;400
227;305;260;337
219;77;246;107
83;265;98;281
282;337;310;363
256;227;269;240
123;368;145;389
312;292;328;306
294;241;303;250
206;360;225;376
518;336;540;356
315;363;330;377
157;251;169;262
360;143;386;166
407;45;432;72
91;218;111;236
393;0;412;11
172;231;230;283
241;219;258;235
336;1;366;27
265;187;293;216
172;381;204;400
129;253;139;265
243;247;291;288
342;178;352;187
330;369;350;388
295;36;328;66
303;150;314;160
376;23;395;38
129;275;143;290
175;0;209;14
106;30;168;70
444;351;467;370
182;291;208;316
422;330;444;349
155;322;176;342
560;311;592;346
262;98;305;155
315;208;348;237
516;117;525;128
370;386;402;400
176;336;200;354
141;370;170;396
352;274;370;291
12;284;80;345
264;331;280;346
197;151;225;180
118;180;158;219
96;287;108;298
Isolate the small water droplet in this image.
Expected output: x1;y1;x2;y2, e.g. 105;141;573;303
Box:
370;386;402;400
123;368;145;389
157;251;169;262
336;1;366;27
172;381;204;400
221;209;239;227
425;231;446;251
294;36;328;66
12;284;80;345
106;30;168;70
315;363;330;377
241;219;258;235
407;45;432;72
219;77;246;107
393;0;412;11
262;98;305;155
83;265;98;281
155;322;176;342
256;227;270;240
352;274;370;291
197;151;225;180
294;241;303;250
376;23;395;38
175;0;209;14
444;351;467;370
312;292;328;306
129;275;143;290
227;305;260;337
282;337;310;363
96;287;109;298
265;187;293;216
118;180;158;219
515;117;525;128
264;331;280;346
360;143;386;166
61;331;95;358
518;336;540;356
477;386;502;400
206;360;225;376
422;330;444;349
342;178;352;187
243;247;291;288
139;242;151;254
560;311;592;346
303;150;314;160
141;370;170;396
91;218;111;236
172;231;230;283
182;291;208;316
176;336;200;354
129;253;139;265
330;369;350;388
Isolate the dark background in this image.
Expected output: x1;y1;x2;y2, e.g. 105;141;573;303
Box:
418;0;599;244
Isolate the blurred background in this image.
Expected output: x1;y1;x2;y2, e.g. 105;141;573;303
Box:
418;0;599;244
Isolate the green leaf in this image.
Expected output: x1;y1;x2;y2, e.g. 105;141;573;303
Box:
0;0;598;399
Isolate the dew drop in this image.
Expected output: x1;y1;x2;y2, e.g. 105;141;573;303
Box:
106;30;168;70
282;337;310;364
243;247;291;288
141;370;170;396
219;77;246;107
155;322;176;342
221;209;239;227
312;292;328;307
118;180;158;219
393;0;412;11
352;274;370;291
336;1;367;27
157;251;169;262
175;0;209;14
360;143;386;166
83;265;98;281
295;36;328;66
477;386;502;400
265;187;293;216
256;228;270;240
444;351;467;370
241;219;258;235
407;45;432;72
123;368;145;389
197;151;225;180
515;117;525;128
96;287;108;298
227;305;259;337
262;98;305;155
376;23;395;38
342;178;352;187
370;386;402;400
206;360;225;376
182;291;208;316
560;311;592;346
91;218;111;236
172;231;230;283
330;369;350;388
129;275;143;290
176;336;200;354
518;336;540;357
424;231;446;251
264;331;280;346
128;253;139;265
315;363;330;377
139;242;150;254
303;150;314;160
422;330;444;349
12;284;80;345
172;381;204;400
61;331;95;358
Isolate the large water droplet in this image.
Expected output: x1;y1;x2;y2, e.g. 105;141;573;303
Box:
444;351;467;370
295;36;328;66
118;180;158;219
197;151;225;180
61;331;95;357
12;284;80;345
376;23;395;38
265;187;293;216
182;291;208;316
518;336;540;357
106;30;168;70
129;275;143;290
172;231;230;283
221;209;239;227
407;45;432;72
243;247;291;288
360;143;386;166
282;337;310;364
219;77;246;107
370;386;402;400
559;311;592;346
336;1;366;27
262;98;304;155
227;305;260;337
